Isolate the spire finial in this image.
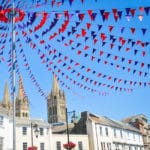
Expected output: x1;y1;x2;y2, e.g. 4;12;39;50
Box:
2;82;11;109
52;74;59;94
18;75;25;100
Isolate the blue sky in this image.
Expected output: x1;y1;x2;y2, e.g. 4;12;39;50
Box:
0;0;150;122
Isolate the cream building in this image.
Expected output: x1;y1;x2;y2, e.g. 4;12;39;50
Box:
72;111;144;150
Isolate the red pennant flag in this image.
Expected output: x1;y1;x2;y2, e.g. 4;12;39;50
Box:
130;9;136;17
128;60;132;64
109;26;113;32
88;10;92;15
104;61;108;64
97;73;102;77
100;33;106;41
75;62;79;66
139;71;142;76
86;68;91;72
82;29;86;37
141;42;145;48
114;55;118;60
64;56;68;60
108;76;112;80
78;13;85;21
131;28;135;34
141;62;144;68
126;48;130;52
67;66;71;70
121;39;126;45
99;50;104;56
85;78;89;82
139;7;144;13
84;45;89;50
136;40;141;45
110;43;114;49
128;68;131;72
94;39;98;45
118;79;122;83
77;50;82;55
86;23;91;30
69;40;74;45
76;34;80;38
91;56;95;61
103;12;110;20
40;40;45;44
114;15;119;22
112;9;118;18
142;51;146;57
64;10;69;19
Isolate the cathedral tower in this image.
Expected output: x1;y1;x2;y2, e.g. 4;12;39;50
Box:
47;74;66;123
15;76;30;118
0;82;12;111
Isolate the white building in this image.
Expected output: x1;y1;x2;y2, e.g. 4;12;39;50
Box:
52;134;89;150
15;118;52;150
73;111;144;150
0;109;52;150
0;108;13;150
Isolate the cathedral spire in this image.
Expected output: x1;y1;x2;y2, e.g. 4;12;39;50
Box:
18;75;25;100
2;82;11;109
52;74;60;94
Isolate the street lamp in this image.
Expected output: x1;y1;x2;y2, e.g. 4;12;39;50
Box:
30;122;39;150
64;108;77;150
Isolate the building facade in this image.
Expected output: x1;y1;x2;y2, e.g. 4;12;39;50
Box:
0;108;13;150
72;111;144;150
123;114;150;150
52;134;89;150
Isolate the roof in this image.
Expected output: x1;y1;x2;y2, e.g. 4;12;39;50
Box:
122;114;148;123
87;112;140;133
52;122;75;133
13;117;50;127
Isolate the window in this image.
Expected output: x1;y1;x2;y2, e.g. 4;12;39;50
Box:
40;143;45;150
107;143;111;150
99;126;102;136
101;142;105;150
56;141;61;150
22;127;27;135
40;128;44;135
0;137;3;150
114;129;117;137
78;141;83;150
0;116;3;125
105;127;108;136
120;130;123;138
23;142;27;150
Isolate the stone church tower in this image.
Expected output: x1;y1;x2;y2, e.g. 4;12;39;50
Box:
47;74;66;123
0;82;12;112
15;76;30;118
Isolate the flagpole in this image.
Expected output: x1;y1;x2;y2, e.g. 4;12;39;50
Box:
12;1;16;150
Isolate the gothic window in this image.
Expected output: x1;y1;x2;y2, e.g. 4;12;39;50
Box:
49;107;52;115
